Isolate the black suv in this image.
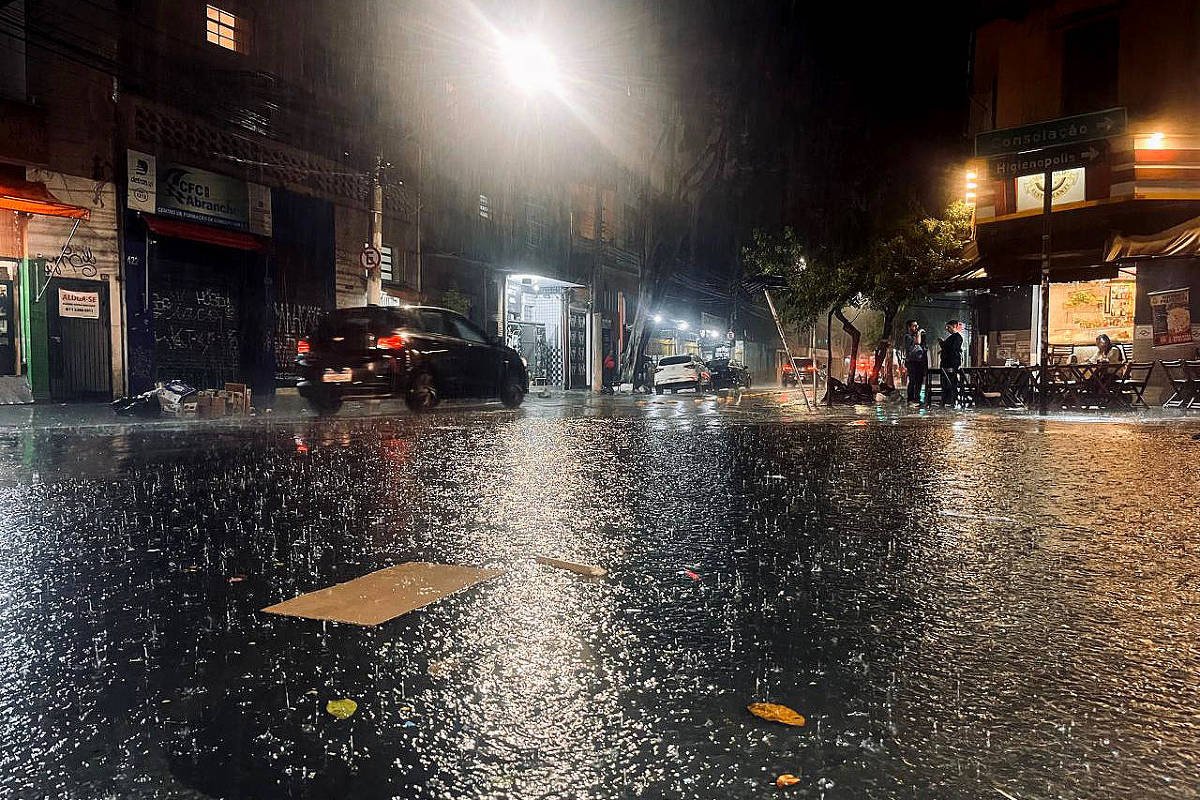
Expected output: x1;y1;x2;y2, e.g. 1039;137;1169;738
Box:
297;305;528;414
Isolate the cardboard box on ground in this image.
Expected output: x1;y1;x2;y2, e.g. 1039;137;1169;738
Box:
177;383;253;417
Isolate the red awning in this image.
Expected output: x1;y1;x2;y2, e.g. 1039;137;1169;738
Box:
144;214;267;251
0;178;91;220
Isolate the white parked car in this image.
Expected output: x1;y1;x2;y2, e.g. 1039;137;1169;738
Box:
654;354;711;394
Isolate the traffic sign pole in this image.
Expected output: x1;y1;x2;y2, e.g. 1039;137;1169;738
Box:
1038;169;1052;415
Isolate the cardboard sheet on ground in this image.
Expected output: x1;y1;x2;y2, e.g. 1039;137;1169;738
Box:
261;562;503;626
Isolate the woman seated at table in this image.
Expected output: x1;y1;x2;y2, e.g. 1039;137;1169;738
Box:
1088;334;1125;364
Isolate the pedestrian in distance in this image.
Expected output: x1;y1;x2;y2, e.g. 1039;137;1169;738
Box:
602;351;617;394
938;319;963;407
902;320;927;404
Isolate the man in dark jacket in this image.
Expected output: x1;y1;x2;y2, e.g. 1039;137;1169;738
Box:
939;319;963;407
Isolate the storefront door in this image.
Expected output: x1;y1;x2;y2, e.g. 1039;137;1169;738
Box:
0;281;14;375
47;278;111;401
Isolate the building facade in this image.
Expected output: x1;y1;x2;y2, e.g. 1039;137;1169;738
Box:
968;0;1200;396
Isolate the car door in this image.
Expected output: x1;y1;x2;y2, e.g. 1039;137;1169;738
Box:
416;309;468;396
445;312;498;396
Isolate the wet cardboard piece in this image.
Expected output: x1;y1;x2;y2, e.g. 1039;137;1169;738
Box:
262;562;503;627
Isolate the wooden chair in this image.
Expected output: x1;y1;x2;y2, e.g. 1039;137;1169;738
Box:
1189;361;1200;409
957;368;980;408
1048;344;1076;365
1116;361;1154;408
1117;342;1133;362
1161;360;1193;408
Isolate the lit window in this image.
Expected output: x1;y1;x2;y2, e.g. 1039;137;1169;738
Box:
206;5;248;54
479;194;491;220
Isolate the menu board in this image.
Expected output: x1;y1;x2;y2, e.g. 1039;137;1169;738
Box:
1149;288;1192;347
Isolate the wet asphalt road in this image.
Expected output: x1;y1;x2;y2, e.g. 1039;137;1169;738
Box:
1;392;1199;799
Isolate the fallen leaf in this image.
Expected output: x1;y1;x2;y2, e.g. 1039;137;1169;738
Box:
748;702;806;727
775;773;801;788
228;576;246;583
682;569;700;581
325;698;358;719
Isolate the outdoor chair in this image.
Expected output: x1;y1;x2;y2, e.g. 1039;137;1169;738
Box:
1161;360;1194;408
1116;361;1154;408
1189;361;1200;409
957;368;980;407
1048;344;1076;365
1117;343;1133;362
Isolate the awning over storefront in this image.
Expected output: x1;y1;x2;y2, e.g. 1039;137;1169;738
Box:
143;214;267;251
1105;214;1200;261
0;178;91;220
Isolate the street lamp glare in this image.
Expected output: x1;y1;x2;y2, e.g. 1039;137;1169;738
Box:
653;314;663;323
677;321;689;331
500;35;559;94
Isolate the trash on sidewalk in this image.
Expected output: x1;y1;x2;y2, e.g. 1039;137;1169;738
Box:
681;568;701;581
535;556;607;578
775;774;801;788
261;562;504;627
325;698;358;719
111;379;196;417
747;702;806;727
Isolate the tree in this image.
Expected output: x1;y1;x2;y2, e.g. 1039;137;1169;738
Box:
744;201;974;401
862;201;975;385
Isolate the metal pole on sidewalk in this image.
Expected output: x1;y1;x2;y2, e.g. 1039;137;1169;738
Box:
1038;168;1052;415
764;289;811;410
366;155;384;306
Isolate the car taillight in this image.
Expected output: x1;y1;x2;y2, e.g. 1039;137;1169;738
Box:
376;334;407;350
297;338;310;355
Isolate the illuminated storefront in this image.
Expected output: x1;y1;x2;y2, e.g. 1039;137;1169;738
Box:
1048;270;1135;348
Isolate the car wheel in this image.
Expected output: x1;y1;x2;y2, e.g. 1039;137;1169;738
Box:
307;392;342;416
499;375;525;408
405;372;438;412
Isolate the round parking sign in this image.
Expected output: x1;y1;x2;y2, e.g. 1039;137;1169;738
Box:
360;246;382;270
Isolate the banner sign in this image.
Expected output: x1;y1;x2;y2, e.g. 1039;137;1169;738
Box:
126;150;271;235
59;288;100;319
1149;288;1192;346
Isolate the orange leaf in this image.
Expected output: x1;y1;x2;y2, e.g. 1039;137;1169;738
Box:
775;773;801;788
748;702;806;727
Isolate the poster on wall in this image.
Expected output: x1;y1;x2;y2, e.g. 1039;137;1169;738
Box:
1148;288;1191;346
58;288;100;319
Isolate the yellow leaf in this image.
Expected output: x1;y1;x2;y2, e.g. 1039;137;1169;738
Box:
748;702;806;727
325;698;358;719
775;773;801;788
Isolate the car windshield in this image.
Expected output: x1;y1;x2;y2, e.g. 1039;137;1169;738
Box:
708;359;730;368
659;355;692;366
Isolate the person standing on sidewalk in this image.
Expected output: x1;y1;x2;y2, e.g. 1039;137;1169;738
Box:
938;319;963;407
902;320;927;404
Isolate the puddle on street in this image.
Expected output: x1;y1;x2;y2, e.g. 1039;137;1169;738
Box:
0;412;1197;799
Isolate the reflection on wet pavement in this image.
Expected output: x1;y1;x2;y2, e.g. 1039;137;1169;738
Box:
0;403;1198;799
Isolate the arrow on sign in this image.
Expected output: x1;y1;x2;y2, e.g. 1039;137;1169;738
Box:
986;141;1109;181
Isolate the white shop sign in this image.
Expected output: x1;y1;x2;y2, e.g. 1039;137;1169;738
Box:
59;288;100;319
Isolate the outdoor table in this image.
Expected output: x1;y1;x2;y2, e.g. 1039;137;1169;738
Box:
958;366;1031;408
1064;361;1126;408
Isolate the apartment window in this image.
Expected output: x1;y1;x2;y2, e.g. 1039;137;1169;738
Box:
206;5;248;54
478;194;491;220
525;202;545;248
1061;18;1118;116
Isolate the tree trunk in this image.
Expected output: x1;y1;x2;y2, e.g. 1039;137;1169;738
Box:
833;305;860;385
870;306;897;386
825;306;835;406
